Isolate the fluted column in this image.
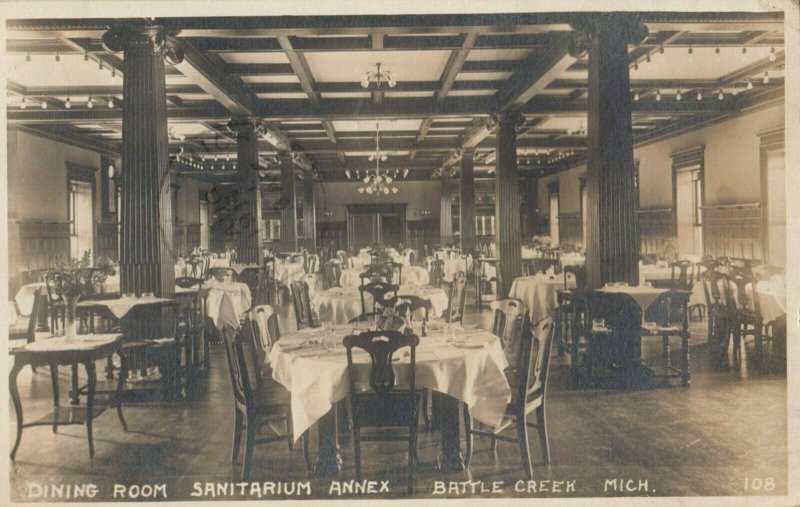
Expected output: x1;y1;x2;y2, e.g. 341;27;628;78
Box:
573;14;647;288
278;151;297;252
459;148;476;252
440;170;453;246
229;118;262;264
103;23;184;297
495;113;522;297
303;174;316;252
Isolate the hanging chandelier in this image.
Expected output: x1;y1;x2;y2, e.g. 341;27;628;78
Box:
358;123;399;195
360;62;397;89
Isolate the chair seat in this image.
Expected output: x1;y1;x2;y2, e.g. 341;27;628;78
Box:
352;391;420;427
9;319;30;337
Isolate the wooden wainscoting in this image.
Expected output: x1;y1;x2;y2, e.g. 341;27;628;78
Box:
558;213;582;247
637;208;675;255
95;221;119;261
8;220;70;292
702;204;763;261
318;221;347;257
407;219;439;257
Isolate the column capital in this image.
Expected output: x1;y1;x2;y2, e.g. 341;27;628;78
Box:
492;110;525;128
569;13;648;58
461;147;476;159
227;117;259;136
102;22;184;64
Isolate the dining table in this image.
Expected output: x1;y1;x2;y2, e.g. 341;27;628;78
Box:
312;286;449;325
508;273;575;323
268;322;511;475
9;333;127;460
273;259;306;287
204;280;252;330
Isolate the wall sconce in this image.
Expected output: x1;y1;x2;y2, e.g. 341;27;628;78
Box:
418;210;432;218
321;211;334;218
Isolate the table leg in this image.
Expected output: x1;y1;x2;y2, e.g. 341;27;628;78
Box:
69;363;80;405
10;360;25;460
115;345;128;431
681;331;691;388
435;392;464;473
315;405;343;477
84;361;97;459
49;363;59;433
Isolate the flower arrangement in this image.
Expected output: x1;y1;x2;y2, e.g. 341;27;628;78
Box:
376;302;413;332
48;252;114;301
48;252;115;339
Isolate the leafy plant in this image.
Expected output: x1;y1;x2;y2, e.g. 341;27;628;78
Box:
48;251;114;301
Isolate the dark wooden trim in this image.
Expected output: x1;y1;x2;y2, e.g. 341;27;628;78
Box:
670;145;704;239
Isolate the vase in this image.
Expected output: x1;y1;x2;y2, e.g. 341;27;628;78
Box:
64;297;79;342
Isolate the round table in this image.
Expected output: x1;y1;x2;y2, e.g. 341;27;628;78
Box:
338;268;364;288
204;281;252;330
639;263;673;281
312;286;449;325
508;274;575;323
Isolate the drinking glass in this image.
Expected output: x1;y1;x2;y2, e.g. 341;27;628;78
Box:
592;318;606;332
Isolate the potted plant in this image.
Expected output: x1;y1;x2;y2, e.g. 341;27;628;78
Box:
48;251;115;340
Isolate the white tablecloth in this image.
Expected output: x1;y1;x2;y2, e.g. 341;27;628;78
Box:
639;264;673;281
209;256;231;268
560;253;586;268
76;296;174;320
442;257;470;281
275;261;306;286
230;263;261;275
756;280;786;323
312;286;449;325
597;285;669;312
402;266;430;287
205;281;252;330
14;282;44;316
339;268;365;288
269;325;511;440
508;274;575;323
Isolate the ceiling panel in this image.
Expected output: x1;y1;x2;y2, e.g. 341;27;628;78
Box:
455;71;513;81
7;53;122;87
332;119;423;132
466;48;532;61
304;50;451;82
630;46;778;80
241;75;300;83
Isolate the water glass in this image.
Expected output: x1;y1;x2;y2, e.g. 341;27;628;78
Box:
592;318;606;332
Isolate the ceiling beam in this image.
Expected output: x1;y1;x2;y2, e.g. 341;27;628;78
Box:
276;35;321;106
494;32;576;112
172;38;256;116
12;124;120;155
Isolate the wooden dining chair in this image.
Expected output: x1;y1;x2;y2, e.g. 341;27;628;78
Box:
491;299;528;391
209;267;236;283
220;327;310;481
9;288;45;372
443;271;468;325
359;262;394;285
44;272;66;333
238;267;272;307
354;282;400;322
728;273;766;362
174;276;205;383
475;258;500;308
323;259;342;289
702;270;733;363
428;259;445;288
463;316;555;478
642;289;692;387
246;305;281;385
289;280;317;329
344;329;421;494
556;265;588;359
585;292;643;378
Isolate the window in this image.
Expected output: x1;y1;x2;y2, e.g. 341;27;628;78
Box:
580;176;587;248
547;182;559;246
671;146;705;258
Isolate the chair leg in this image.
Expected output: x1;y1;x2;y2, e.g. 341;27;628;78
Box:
231;410;243;464
536;405;551;465
463;405;473;469
662;334;671;367
242;419;256;481
421;390;431;430
302;431;312;474
517;413;533;479
353;428;362;482
407;424;416;495
490;435;497;453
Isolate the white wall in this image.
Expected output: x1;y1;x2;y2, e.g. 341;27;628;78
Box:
538;103;784;213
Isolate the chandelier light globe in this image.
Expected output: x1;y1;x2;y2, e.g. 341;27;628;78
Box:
383;187;390;195
360;62;397;89
392;187;399;194
363;175;370;184
366;186;374;194
357;187;365;194
403;168;409;178
345;169;352;179
386;176;393;184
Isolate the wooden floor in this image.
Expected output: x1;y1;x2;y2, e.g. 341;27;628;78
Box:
7;288;787;501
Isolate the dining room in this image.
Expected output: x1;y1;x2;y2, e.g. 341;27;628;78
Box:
3;6;793;503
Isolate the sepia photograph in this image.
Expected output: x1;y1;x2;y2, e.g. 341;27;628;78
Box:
1;0;797;504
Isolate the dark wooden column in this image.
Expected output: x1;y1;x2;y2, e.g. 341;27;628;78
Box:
440;170;453;246
229;118;261;264
278;151;297;253
495;113;522;297
303;175;316;252
574;15;647;288
102;23;183;297
459;148;476;252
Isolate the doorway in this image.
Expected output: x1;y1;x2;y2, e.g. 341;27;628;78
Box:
346;203;408;251
675;168;703;258
69;180;94;261
199;198;210;250
548;183;560;246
